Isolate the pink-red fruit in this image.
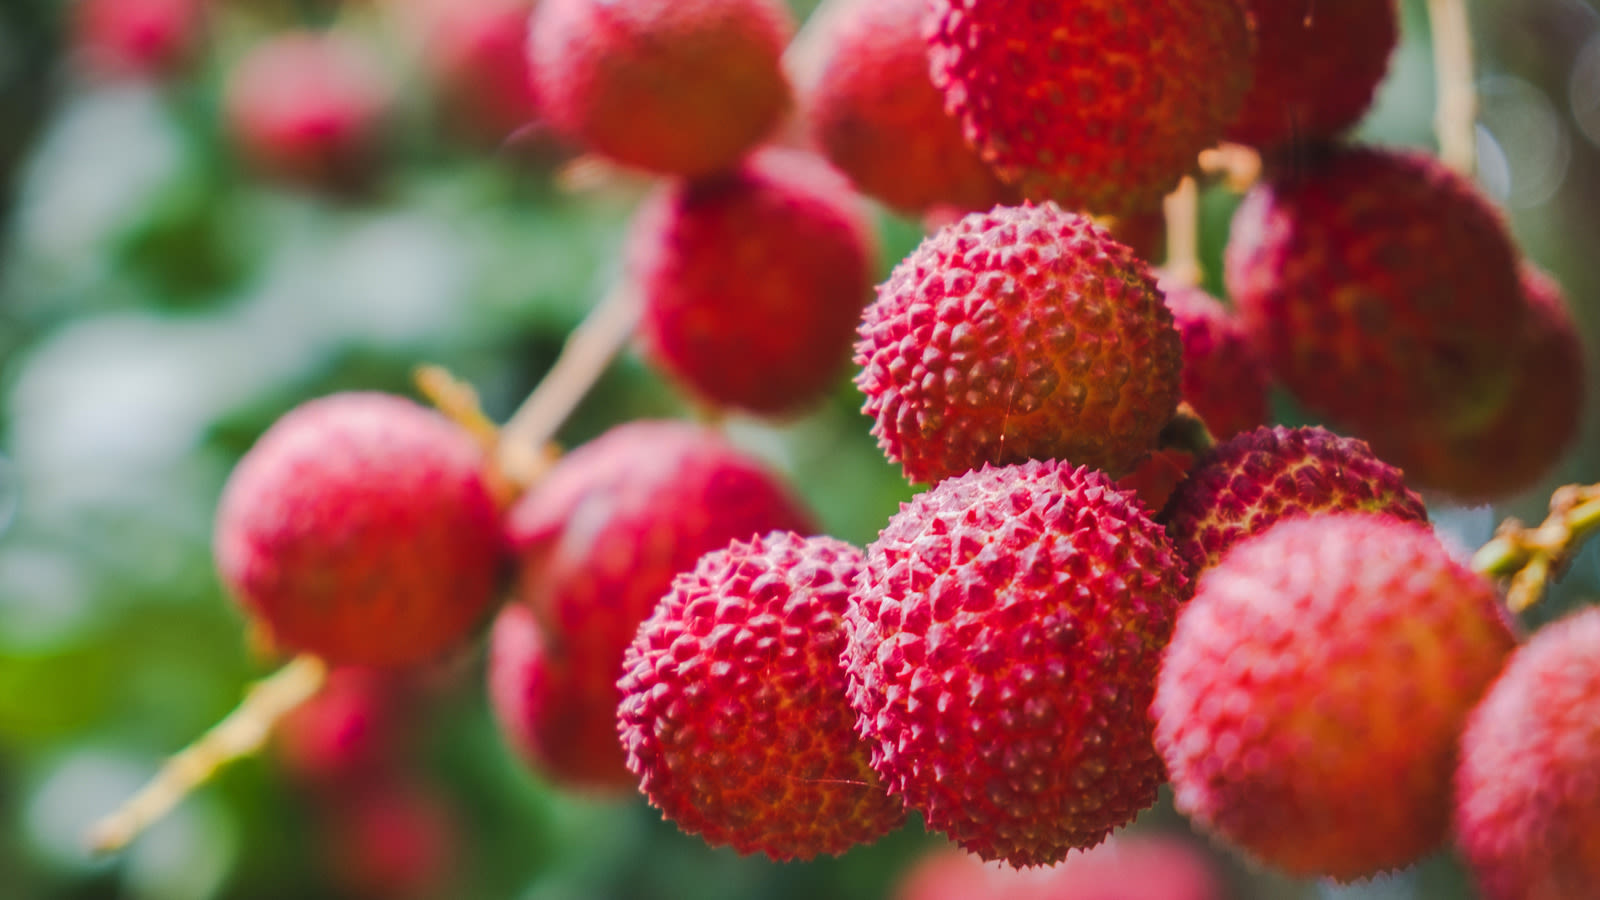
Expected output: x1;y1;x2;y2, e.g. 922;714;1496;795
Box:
400;0;539;143
845;460;1189;867
1163;286;1270;441
214;392;502;668
617;532;905;860
1456;607;1600;900
926;0;1253;216
527;0;794;176
1154;513;1518;881
74;0;203;80
630;149;876;416
856;202;1182;485
894;834;1227;900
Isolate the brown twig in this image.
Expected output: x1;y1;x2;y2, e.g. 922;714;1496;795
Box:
1427;0;1479;175
1472;484;1600;613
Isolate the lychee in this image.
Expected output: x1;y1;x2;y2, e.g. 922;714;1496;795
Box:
844;460;1189;867
214;392;503;668
73;0;203;80
925;0;1253;216
805;0;1010;215
1455;606;1600;900
617;531;905;859
1153;513;1518;881
1161;425;1428;576
894;834;1227;900
276;667;408;786
1163;285;1270;441
1225;145;1527;433
1225;0;1398;149
855;202;1182;486
321;775;460;900
629;149;876;417
401;0;539;144
526;0;794;177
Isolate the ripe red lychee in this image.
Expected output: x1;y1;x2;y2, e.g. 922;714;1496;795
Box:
1153;513;1518;881
526;0;794;177
1225;0;1398;149
1107;208;1167;265
214;392;503;668
321;775;460;900
1456;607;1600;900
926;0;1253;216
617;532;905;859
855;202;1182;486
629;149;876;417
73;0;203;80
504;420;814;787
276;668;408;786
1162;286;1270;441
1161;425;1428;576
400;0;539;144
223;32;392;192
805;0;1010;215
1225;145;1527;434
894;834;1227;900
844;460;1189;867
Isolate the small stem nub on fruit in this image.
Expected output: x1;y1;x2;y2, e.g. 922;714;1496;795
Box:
1472;483;1600;612
1427;0;1478;175
1197;143;1262;193
1160;403;1217;457
85;655;329;855
1161;176;1202;290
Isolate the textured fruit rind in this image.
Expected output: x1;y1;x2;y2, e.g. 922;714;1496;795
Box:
1456;607;1600;900
1161;425;1428;576
926;0;1252;216
631;149;876;416
845;460;1189;867
1153;513;1518;881
1163;286;1270;441
214;392;502;668
617;532;905;860
855;202;1182;486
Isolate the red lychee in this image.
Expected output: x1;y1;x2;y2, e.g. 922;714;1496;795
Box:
73;0;203;80
844;460;1189;867
855;202;1182;486
321;776;460;900
1225;145;1527;434
1225;0;1398;149
1107;208;1167;266
1153;513;1518;881
617;531;905;859
276;668;408;786
214;392;503;668
1162;286;1270;441
402;0;539;144
1456;606;1600;900
1161;425;1427;576
504;420;814;787
894;834;1228;900
526;0;794;177
925;0;1253;216
804;0;1010;215
629;149;876;417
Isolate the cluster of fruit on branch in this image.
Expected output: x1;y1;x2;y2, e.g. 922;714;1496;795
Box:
81;0;1599;897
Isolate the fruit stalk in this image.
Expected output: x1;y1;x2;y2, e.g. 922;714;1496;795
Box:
1472;483;1600;611
1427;0;1478;175
1162;176;1202;289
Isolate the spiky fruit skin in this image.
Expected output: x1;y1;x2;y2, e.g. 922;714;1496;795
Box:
806;0;1009;215
617;532;905;859
926;0;1252;216
1153;513;1518;882
527;0;794;177
505;421;814;787
74;0;203;80
844;460;1189;867
1456;608;1600;900
1163;286;1270;441
630;149;876;416
406;0;538;143
1367;266;1586;502
894;835;1227;900
223;33;391;192
856;203;1182;486
1225;146;1527;433
1225;0;1397;149
1161;425;1427;577
214;392;502;668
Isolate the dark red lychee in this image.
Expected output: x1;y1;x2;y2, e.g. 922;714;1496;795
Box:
74;0;203;80
321;776;460;900
855;202;1182;485
1162;285;1270;441
844;460;1189;867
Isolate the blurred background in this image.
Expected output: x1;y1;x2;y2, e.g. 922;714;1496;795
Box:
0;0;1597;898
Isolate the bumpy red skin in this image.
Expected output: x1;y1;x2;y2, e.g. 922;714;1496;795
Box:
1153;513;1518;882
1225;146;1527;433
1368;266;1586;502
806;0;1010;215
214;392;503;668
1226;0;1398;149
856;203;1182;486
223;33;391;191
1163;286;1270;441
926;0;1252;216
1456;607;1600;900
617;532;905;859
527;0;794;177
844;461;1189;867
412;0;539;143
505;421;814;787
894;835;1227;900
631;149;876;416
1161;425;1427;577
74;0;203;80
